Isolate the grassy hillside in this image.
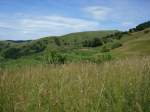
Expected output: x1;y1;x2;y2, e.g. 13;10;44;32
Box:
0;21;150;66
112;28;150;57
60;30;118;45
0;30;118;66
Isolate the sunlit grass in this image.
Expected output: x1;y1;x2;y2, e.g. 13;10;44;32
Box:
0;56;150;112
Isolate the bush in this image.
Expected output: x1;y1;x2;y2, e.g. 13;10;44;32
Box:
2;47;21;59
30;41;47;53
54;37;61;46
92;53;113;63
46;51;66;64
101;45;110;52
129;21;150;32
144;30;150;34
135;21;150;31
91;38;103;47
82;38;103;47
0;42;11;53
111;42;122;49
2;40;47;60
113;32;123;40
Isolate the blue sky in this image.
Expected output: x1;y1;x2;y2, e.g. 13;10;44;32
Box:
0;0;150;40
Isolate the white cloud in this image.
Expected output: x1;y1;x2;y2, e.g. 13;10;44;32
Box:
84;6;112;20
0;22;19;30
20;16;100;36
0;15;100;40
21;16;99;30
122;22;133;27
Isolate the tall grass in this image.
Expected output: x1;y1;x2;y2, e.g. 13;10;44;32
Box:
0;57;150;112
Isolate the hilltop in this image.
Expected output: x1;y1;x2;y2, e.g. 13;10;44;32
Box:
0;21;150;66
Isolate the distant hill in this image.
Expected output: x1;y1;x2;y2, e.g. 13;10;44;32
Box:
6;40;32;43
60;30;118;45
0;30;117;59
0;21;150;66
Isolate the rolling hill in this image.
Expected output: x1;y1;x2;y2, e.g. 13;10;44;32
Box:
0;21;150;66
0;22;150;112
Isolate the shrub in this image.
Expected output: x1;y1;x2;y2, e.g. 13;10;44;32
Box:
82;38;103;47
135;21;150;31
54;37;61;46
92;53;113;63
129;28;136;33
101;45;110;52
30;41;47;53
129;21;150;32
113;32;123;40
111;42;122;49
2;47;21;59
91;38;103;47
46;51;66;64
2;40;48;60
144;30;150;34
82;40;90;47
102;35;114;43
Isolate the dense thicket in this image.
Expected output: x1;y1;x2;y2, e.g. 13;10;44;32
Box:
82;38;103;47
1;40;47;59
129;21;150;32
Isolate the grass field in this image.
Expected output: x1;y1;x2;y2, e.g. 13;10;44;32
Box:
0;56;150;112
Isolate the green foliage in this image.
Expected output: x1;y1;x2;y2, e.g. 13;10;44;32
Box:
0;21;150;64
45;51;66;64
91;37;103;47
0;42;11;53
129;21;150;32
113;32;123;40
101;45;110;52
111;42;122;49
129;28;135;33
1;40;47;59
0;30;117;62
101;32;123;44
62;30;117;46
135;21;150;31
82;37;103;47
2;47;21;59
53;37;61;46
92;53;113;63
29;40;47;53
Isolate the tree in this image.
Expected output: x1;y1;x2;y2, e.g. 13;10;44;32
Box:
135;21;150;31
2;47;21;59
30;41;47;53
54;37;61;46
82;38;103;47
91;38;103;47
82;40;90;47
129;21;150;32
